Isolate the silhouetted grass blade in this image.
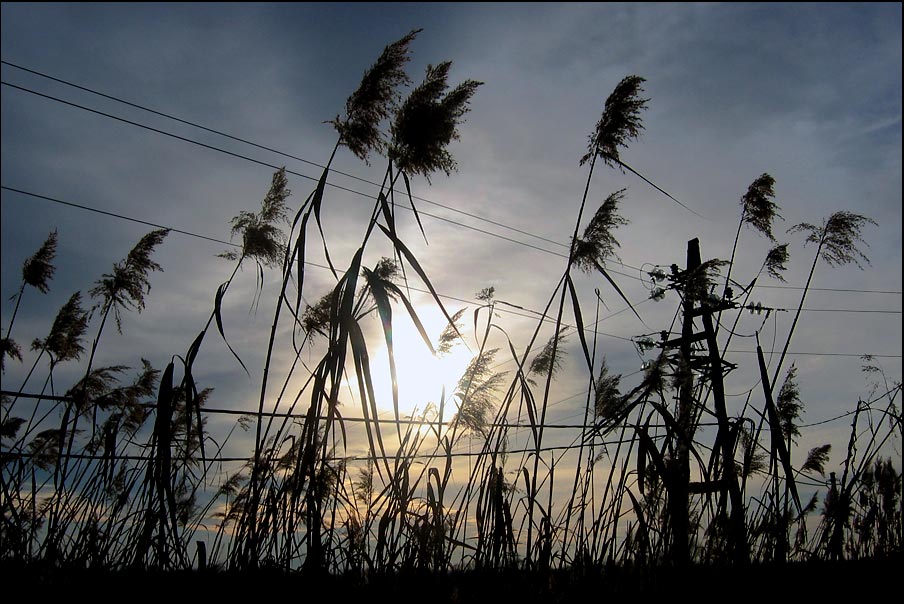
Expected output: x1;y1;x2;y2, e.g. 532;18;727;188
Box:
757;344;802;512
591;258;643;325
377;223;464;342
566;274;593;372
214;282;249;376
401;171;428;244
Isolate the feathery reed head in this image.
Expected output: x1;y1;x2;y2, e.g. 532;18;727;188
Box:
65;365;128;411
390;61;483;179
739;421;767;478
260;167;291;225
684;258;729;304
802;444;831;477
593;358;624;423
28;428;63;470
22;230;58;294
529;329;569;381
581;75;648;167
741;173;781;241
333;29;421;162
0;411;26;441
90;229;169;331
455;348;505;435
362;257;402;310
764;243;790;282
372;256;400;282
475;286;495;302
221;168;292;268
32;291;89;363
641;351;669;394
437;307;466;356
124;229;168;274
1;338;22;372
776;364;803;442
571;189;629;272
302;289;337;340
789;211;877;268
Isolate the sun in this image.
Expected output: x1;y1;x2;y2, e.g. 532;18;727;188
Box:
367;305;472;417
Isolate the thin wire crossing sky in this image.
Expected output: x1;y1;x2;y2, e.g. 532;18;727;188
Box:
1;2;901;477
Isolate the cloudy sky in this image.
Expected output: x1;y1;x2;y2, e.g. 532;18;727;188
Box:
2;3;901;478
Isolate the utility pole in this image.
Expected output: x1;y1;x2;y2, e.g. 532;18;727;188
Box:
657;238;746;565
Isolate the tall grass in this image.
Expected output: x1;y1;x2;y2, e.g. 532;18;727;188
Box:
1;31;900;581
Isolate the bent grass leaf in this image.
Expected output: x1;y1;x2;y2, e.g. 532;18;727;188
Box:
214;282;249;376
365;264;401;437
636;418;649;494
185;328;206;370
636;424;667;487
499;329;539;445
378;192;397;239
591;258;643;324
348;320;389;481
293;210;313;324
757;344;802;512
386;282;436;355
401;171;428;244
566;274;593;373
312;168;338;279
377;223;464;343
625;488;651;555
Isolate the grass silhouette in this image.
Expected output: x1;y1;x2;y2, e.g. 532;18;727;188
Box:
0;30;900;593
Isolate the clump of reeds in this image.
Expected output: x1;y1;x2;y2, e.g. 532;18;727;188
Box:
1;30;899;584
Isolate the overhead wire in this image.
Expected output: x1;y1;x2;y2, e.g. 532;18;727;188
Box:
0;59;572;252
1;80;603;272
0;185;648;339
2;67;900;298
6;185;901;367
5;186;898;335
2;71;900;368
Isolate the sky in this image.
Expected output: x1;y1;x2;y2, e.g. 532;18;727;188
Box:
1;3;901;502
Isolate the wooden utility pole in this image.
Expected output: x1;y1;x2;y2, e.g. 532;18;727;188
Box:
661;238;746;565
669;238;699;566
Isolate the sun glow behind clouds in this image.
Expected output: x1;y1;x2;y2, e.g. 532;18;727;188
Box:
366;305;473;417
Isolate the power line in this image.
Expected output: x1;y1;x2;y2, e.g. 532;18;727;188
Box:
2;79;646;282
1;389;685;432
0;59;572;252
0;185;645;341
1;86;900;332
0;184;563;330
725;350;901;359
5;186;896;337
2;72;901;298
3;440;636;464
2;80;605;273
8;377;897;436
756;285;901;295
771;308;900;315
3;186;900;354
8;73;902;305
1;186;238;248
